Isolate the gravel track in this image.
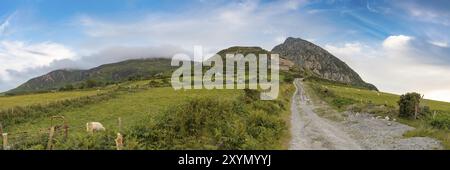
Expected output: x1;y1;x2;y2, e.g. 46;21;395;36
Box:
289;79;442;150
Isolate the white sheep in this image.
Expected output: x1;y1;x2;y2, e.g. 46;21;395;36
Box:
86;122;106;133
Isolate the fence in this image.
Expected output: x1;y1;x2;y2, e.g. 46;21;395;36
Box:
1;117;124;150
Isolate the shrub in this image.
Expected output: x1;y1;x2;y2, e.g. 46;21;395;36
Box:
430;113;450;130
283;74;294;83
332;98;355;109
59;84;74;91
148;80;162;87
127;96;287;150
52;131;117;150
398;92;421;119
85;79;100;88
243;89;260;103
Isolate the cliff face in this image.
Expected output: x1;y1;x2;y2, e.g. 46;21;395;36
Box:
272;37;377;90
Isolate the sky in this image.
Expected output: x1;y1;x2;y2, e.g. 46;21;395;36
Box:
0;0;449;102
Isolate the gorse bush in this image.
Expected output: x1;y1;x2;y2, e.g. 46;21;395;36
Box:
398;92;421;119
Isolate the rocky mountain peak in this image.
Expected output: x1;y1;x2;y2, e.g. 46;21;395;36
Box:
272;37;377;90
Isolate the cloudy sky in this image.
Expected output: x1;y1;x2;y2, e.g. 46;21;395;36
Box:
0;0;449;101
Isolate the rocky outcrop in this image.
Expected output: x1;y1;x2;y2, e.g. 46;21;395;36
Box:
272;37;377;90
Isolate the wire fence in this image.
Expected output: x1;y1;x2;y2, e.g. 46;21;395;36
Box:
1;117;124;150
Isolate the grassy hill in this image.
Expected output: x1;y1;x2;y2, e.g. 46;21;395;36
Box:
7;58;175;95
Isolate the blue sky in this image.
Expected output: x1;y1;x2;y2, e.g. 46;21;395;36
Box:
0;0;450;101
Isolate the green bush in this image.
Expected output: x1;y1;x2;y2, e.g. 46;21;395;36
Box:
332;98;355;109
430;114;450;130
59;84;75;91
398;92;421;119
53;132;117;150
243;89;260;103
126;96;287;150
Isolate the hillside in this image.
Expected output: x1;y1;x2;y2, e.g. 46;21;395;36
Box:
7;58;175;94
272;37;377;90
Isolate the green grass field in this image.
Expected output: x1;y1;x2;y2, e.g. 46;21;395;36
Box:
0;79;294;150
4;87;242;133
313;83;450;113
0;90;108;111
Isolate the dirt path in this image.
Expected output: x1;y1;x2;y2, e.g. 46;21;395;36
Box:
289;79;442;150
289;79;361;150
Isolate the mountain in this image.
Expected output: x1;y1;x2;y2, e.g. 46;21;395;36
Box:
7;58;174;94
272;37;377;90
8;38;376;94
214;46;295;71
216;46;271;56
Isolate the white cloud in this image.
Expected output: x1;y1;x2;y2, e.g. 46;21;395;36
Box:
325;35;450;102
0;40;76;82
75;0;322;53
429;40;449;48
0;13;15;36
382;35;413;50
282;0;307;10
396;1;450;26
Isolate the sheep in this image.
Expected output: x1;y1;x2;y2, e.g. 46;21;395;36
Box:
86;122;106;133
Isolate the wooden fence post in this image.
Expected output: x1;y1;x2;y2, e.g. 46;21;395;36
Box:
115;133;123;150
63;124;69;140
2;133;8;150
118;117;122;133
115;117;124;150
47;127;55;150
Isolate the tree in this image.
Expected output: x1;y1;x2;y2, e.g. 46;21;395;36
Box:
398;92;421;119
85;79;98;88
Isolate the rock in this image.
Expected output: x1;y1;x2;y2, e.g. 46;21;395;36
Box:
385;116;390;121
271;37;377;90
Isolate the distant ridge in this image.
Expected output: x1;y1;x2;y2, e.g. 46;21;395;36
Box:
7;58;174;94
